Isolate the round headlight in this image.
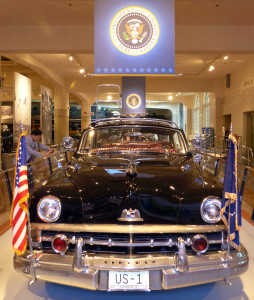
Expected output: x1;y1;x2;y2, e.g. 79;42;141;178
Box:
37;196;61;222
200;196;221;223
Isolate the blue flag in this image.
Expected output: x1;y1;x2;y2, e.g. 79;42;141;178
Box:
221;134;241;250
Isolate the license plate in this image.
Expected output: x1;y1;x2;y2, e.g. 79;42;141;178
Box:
108;271;149;291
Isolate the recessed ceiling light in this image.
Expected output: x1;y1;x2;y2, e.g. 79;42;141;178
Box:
79;68;85;74
168;96;173;100
69;55;73;61
224;56;229;60
108;95;112;100
209;65;215;72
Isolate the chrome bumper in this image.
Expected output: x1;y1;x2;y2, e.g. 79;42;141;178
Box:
14;245;248;291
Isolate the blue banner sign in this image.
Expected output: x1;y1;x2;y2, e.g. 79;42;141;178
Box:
94;0;175;75
122;77;146;117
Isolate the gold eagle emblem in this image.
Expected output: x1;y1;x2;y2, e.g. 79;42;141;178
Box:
123;19;147;44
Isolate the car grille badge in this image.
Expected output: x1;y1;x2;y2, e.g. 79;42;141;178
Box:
117;208;143;222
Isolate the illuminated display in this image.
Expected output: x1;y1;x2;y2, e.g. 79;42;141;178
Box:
110;6;159;56
126;94;142;109
94;0;175;75
122;77;146;116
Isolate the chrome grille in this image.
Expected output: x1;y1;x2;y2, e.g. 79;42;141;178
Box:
37;231;225;254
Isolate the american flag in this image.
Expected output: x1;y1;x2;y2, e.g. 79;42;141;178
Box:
10;134;29;255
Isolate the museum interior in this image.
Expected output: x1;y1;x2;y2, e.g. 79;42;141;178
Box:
0;0;254;299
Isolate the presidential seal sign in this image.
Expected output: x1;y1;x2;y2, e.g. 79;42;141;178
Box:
110;6;160;56
126;94;142;109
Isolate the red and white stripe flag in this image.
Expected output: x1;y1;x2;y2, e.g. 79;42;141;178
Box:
10;133;29;255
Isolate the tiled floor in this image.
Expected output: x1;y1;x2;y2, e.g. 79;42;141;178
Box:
0;219;253;300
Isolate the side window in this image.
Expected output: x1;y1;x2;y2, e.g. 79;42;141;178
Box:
172;132;185;153
83;130;95;150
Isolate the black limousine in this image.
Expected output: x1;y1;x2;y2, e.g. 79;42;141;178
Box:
14;118;248;291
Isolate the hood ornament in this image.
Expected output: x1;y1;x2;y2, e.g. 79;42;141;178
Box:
117;208;143;222
126;155;137;177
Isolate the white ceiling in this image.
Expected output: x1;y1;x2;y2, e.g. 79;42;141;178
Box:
1;0;254;100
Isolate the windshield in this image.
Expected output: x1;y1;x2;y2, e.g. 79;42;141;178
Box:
79;126;187;155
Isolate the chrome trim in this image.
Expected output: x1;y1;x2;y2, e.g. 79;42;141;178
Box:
191;234;209;254
73;238;85;273
14;245;248;290
40;236;223;248
31;223;226;234
52;234;69;254
175;237;189;273
117;209;143;222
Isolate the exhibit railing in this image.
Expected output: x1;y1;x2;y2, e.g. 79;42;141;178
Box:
191;135;254;167
0;148;75;228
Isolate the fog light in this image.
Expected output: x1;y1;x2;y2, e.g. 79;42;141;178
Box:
52;235;69;254
192;234;209;254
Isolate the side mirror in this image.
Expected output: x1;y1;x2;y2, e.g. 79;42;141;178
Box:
62;136;74;149
191;137;204;150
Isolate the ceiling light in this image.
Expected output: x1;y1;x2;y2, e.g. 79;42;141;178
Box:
168;96;173;100
224;56;229;60
69;55;73;62
108;95;112;100
209;65;215;72
79;68;85;74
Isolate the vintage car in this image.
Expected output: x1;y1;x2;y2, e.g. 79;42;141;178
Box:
14;118;248;291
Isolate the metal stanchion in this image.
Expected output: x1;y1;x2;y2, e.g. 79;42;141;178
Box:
4;171;13;205
48;157;53;175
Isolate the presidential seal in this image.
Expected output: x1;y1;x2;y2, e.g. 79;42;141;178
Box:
110;6;160;56
126;94;142;109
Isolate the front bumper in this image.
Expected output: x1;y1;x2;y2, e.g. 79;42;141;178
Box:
14;245;248;291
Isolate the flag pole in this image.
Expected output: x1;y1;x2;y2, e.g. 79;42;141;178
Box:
27;199;37;285
225;122;233;285
21;124;37;285
225;201;231;285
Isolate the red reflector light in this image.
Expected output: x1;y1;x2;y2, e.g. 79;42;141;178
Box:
52;235;68;253
192;235;208;254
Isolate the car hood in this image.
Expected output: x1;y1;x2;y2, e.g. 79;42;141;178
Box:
64;153;223;225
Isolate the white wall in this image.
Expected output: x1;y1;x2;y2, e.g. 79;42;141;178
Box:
221;59;254;146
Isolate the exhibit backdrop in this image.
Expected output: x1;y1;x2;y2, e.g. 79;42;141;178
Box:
41;85;52;145
94;0;175;75
13;72;31;147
